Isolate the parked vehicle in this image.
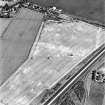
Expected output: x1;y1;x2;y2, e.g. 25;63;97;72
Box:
22;2;30;8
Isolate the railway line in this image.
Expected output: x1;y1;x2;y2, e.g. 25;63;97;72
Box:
37;43;105;105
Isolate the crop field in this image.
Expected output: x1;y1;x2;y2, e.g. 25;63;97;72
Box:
0;8;43;86
29;0;104;25
0;17;105;105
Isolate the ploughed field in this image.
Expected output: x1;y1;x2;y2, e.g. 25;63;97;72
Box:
0;8;43;85
0;17;105;105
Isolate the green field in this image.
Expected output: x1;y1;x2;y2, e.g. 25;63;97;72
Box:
30;0;104;25
0;8;43;86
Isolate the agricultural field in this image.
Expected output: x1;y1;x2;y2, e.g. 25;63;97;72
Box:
29;0;105;25
84;62;105;105
0;17;105;105
0;8;43;86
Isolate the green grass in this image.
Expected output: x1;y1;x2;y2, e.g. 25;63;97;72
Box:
30;0;104;25
0;8;43;86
